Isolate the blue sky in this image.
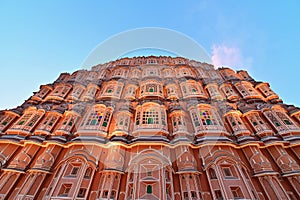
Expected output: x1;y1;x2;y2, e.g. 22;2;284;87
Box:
0;1;299;110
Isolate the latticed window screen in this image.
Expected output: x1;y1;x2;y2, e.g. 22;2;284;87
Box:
86;87;96;95
102;111;111;127
116;86;122;94
136;111;140;125
172;115;185;131
249;113;265;126
118;116;124;126
60;115;77;131
265;112;282;127
27;115;40;127
61;86;70;95
228;115;242;126
17;113;32;125
53;86;62;94
142;109;159;124
199;110;216;125
276;112;293;125
106;87;114;93
73;87;83;97
161;110;166;126
146;84;157;92
127;87;135;95
36;87;49;98
191;112;200;127
0;115;13;126
191;87;198;93
117;114;130;130
182;85;187;94
38;115;58;130
85;110;104;126
13;112;43;131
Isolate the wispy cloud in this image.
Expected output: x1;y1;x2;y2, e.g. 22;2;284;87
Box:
211;44;252;70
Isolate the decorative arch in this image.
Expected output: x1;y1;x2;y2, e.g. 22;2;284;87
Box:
248;150;273;174
203;149;243;170
9;150;32;170
125;148;174;200
127;148;172;169
34;150;55;170
58;149;97;169
45;153;96;199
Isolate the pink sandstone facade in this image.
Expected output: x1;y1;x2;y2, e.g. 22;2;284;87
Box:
0;56;300;200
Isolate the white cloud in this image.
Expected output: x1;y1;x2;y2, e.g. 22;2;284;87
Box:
211;44;252;70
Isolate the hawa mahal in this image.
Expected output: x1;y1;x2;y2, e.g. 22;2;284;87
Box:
0;56;299;200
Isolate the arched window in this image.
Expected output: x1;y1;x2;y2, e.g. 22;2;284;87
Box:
165;84;179;100
139;80;164;98
196;67;208;79
189;104;223;133
147;185;152;194
79;105;113;132
209;168;217;179
205;83;223;100
245;112;270;133
86;71;97;81
220;83;239;101
67;84;85;100
111;67;128;79
234;81;261;99
142;67;160;78
84;167;92;178
81;83;99;101
255;83;278;100
36;112;60;134
134;103;167;131
170;111;187;133
175;66;195;78
225;112;250;135
0;111;17;132
180;80;207;99
123;85;137;100
98;69;107;79
130;69;141;79
99;81;123;99
162;68;174;78
237;70;252;80
9;108;44;133
114;111;131;132
55;112;80;134
47;84;72;100
32;86;52;100
263;108;298;132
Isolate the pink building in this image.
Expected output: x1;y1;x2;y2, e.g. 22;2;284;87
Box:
0;56;299;200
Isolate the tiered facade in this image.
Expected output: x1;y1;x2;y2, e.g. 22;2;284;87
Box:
0;56;300;200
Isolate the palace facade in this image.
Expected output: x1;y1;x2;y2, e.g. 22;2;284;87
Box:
0;56;300;200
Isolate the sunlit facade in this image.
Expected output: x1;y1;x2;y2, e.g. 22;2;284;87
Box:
0;56;300;200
